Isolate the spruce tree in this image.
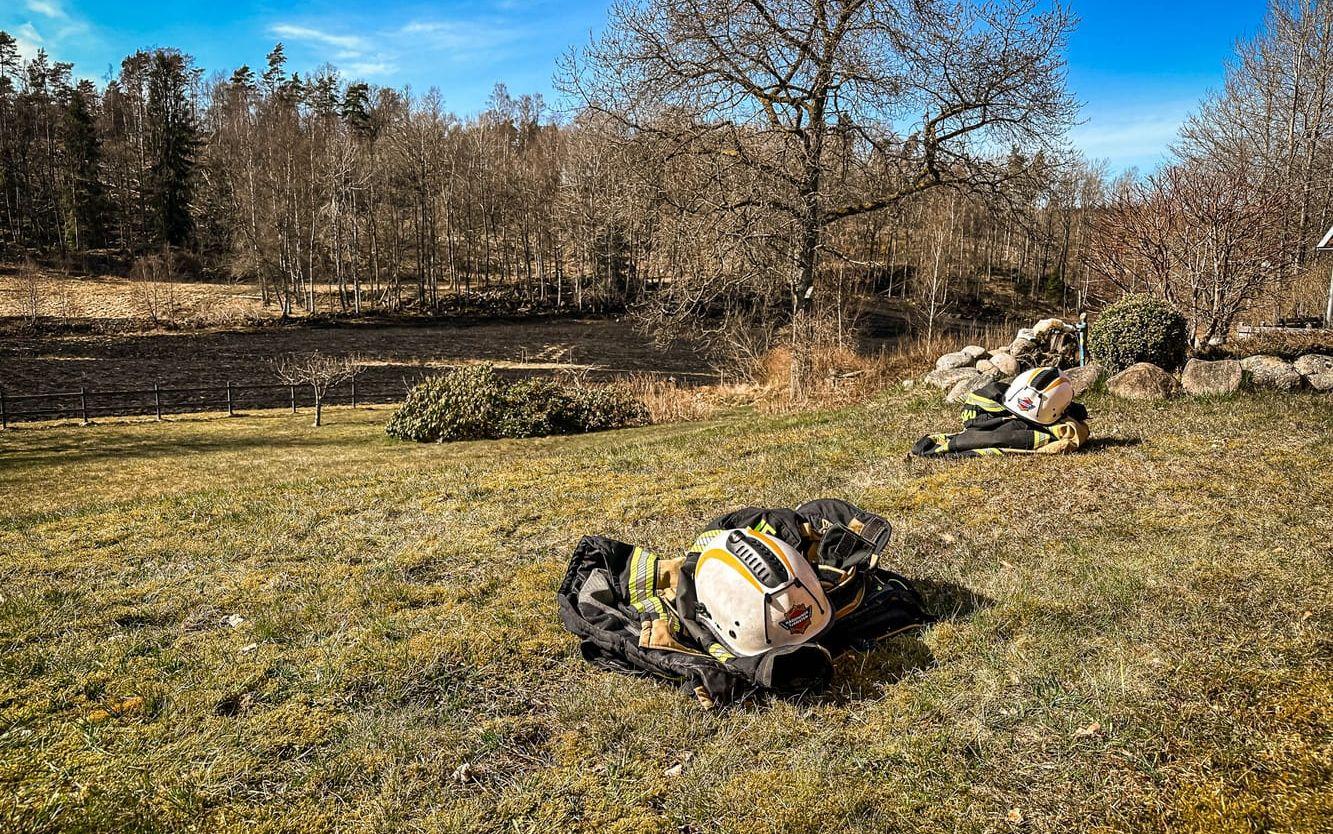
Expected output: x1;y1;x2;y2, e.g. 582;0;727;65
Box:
145;49;199;248
61;79;108;249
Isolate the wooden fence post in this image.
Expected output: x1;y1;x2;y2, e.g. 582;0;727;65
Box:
80;386;88;424
154;383;162;421
226;381;234;417
350;377;357;408
290;384;297;413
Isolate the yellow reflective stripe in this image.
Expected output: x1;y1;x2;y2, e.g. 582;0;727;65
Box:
1032;430;1051;449
753;519;777;535
628;546;681;632
647;595;681;630
974;447;1004;456
690;529;722;552
962;392;1001;409
628;546;653;606
707;643;735;663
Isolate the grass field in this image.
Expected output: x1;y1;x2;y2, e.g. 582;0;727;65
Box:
1;390;1330;833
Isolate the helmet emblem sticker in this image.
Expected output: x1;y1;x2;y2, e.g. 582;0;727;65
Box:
1017;395;1036;411
779;603;813;635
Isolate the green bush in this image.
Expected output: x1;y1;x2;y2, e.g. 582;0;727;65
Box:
1089;294;1189;373
385;365;648;443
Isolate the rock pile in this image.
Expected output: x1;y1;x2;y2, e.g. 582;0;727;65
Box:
925;317;1084;394
1292;354;1333;391
923;314;1332;401
1240;355;1303;391
1105;351;1332;400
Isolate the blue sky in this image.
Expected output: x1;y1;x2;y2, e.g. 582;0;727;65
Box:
1;0;1266;171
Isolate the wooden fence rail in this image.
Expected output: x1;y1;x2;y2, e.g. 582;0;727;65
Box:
0;376;394;427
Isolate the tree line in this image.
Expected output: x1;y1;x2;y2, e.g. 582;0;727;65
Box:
4;0;1328;359
0;11;1094;339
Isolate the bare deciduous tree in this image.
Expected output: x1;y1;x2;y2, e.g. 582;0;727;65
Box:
1176;0;1333;323
0;20;1099;355
275;353;362;426
561;0;1076;391
15;262;43;328
1087;159;1286;345
129;249;181;325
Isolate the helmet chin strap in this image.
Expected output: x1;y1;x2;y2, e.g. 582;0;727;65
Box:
762;589;773;645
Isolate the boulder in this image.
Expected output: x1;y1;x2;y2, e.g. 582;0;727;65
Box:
988;352;1020;377
1008;338;1038;359
1106;362;1180;400
960;345;989;360
975;358;996;374
1293;353;1333;378
1307;371;1333;392
935;351;975;371
1181;358;1244;396
945;371;998;403
1239;355;1303;391
1016;327;1038;343
924;367;981;389
1033;317;1068;336
1064;362;1105;396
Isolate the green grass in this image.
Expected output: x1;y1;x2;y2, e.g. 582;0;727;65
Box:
1;391;1330;833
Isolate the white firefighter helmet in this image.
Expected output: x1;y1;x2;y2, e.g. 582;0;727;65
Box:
1003;366;1074;425
691;528;832;657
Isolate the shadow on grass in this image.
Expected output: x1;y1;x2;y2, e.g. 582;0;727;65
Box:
0;424;373;470
1083;435;1143;451
916;577;996;622
765;578;994;707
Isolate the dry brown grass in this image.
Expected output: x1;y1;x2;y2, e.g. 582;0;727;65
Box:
0;269;266;326
1216;329;1333;360
621;374;732;424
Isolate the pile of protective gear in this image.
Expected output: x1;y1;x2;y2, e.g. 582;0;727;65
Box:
911;366;1090;458
557;499;933;707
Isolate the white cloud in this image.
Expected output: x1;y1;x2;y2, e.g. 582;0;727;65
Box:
24;0;66;20
6;2;93;59
13;22;44;61
398;18;525;52
261;12;539;96
345;60;396;78
270;23;369;54
1071;101;1196;172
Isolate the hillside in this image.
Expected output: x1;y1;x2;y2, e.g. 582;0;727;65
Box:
1;391;1330;833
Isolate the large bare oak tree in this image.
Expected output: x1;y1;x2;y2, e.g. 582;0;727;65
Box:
560;0;1077;379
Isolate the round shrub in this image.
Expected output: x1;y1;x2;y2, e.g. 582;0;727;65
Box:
386;365;648;443
1089;294;1188;373
384;364;506;442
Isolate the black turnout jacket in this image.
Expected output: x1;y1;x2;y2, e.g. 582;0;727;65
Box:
910;381;1090;458
557;499;933;707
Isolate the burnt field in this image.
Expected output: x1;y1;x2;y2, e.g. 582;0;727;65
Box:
0;317;713;420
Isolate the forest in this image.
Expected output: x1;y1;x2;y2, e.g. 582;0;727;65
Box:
2;0;1332;351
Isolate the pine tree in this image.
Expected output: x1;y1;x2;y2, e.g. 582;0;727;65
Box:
261;44;286;94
